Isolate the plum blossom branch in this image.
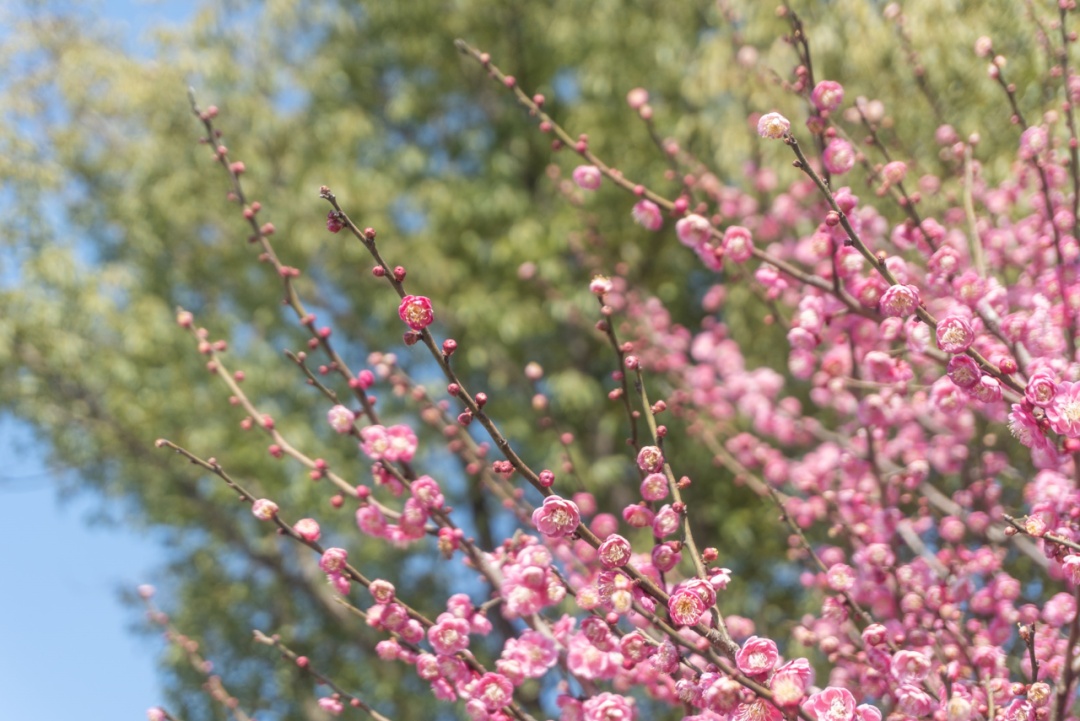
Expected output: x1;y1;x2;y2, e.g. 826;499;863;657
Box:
252;630;393;721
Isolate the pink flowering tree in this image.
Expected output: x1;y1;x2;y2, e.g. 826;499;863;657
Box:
131;4;1080;721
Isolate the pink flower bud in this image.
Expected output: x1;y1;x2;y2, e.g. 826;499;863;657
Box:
626;88;649;109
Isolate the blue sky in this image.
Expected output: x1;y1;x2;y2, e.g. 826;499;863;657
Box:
0;417;164;720
1;2;193;719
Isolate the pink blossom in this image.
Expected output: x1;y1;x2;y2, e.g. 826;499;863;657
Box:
733;698;784;721
652;504;680;537
398;295;434;331
676;214;713;248
573;165;602;190
1063;554;1080;585
771;658;814;706
631;200;663;231
736;635;780;676
668;586;707;626
1019;126;1049;160
428;615;470;655
823;139;856;174
472;672;513;712
936;316;974;354
651;542;681;572
723;226;755;263
882;161;907;184
251;498;279;520
636;445;664;472
891;650;931;683
946;355;981;388
582;693;637;721
1026;373;1057;407
805;686;857;721
411;475;444;509
319;547;348;574
1008;405;1049;449
502;630;557;678
757;112;791;139
621;503;654;527
597;534;632;568
531;495;581;537
590;275;613;295
640;472;669;501
826;563;855;591
811;80;845;112
626;88;649;109
895;684;934;717
879;284;920;317
318;697;344;716
293;518;321;542
1047;381;1080;437
326;404;355;433
369;579;395;604
356;504;388;537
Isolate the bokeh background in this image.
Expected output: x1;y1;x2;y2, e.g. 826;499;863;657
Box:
0;1;1051;719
